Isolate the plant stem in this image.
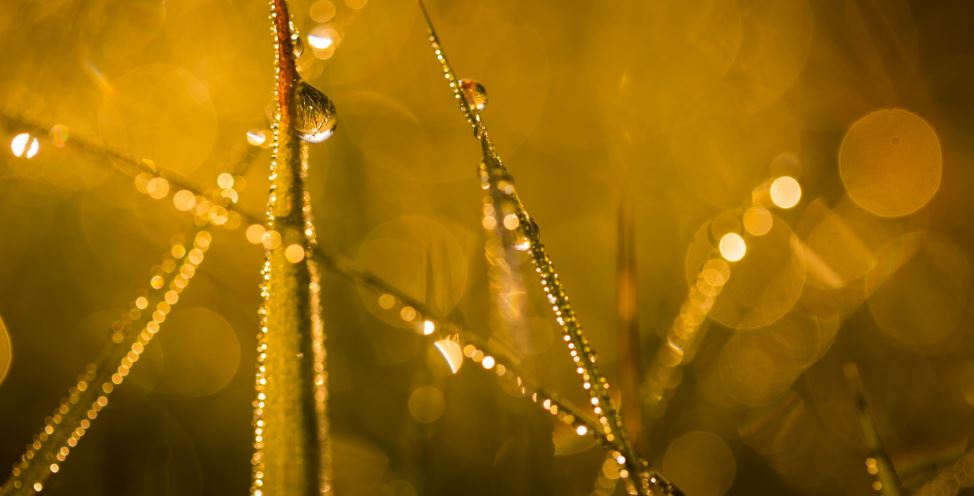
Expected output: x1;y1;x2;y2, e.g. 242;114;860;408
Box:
251;1;332;495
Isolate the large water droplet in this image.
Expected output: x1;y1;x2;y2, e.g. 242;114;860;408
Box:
292;35;305;58
293;81;337;143
459;78;488;112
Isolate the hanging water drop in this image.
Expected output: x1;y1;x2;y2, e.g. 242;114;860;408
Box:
459;79;488;112
292;81;337;143
292;35;305;58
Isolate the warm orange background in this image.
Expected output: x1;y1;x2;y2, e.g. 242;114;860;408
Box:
1;0;973;494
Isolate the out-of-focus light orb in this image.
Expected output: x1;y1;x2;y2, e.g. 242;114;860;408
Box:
377;293;395;310
284;244;306;263
481;355;495;370
770;176;802;209
10;132;39;158
743;206;773;237
575;425;588;436
422;319;435;336
345;0;367;9
309;0;336;23
662;431;736;496
399;306;416;322
217;172;234;189
0;316;11;386
718;233;747;262
172;189;196;211
433;338;463;374
245;224;265;244
839;108;942;217
146;177;170;200
157;308;241;397
408;386;445;423
246;129;267;147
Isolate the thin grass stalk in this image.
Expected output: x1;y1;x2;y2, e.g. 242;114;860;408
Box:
0;228;211;495
844;362;904;496
417;3;679;494
250;1;332;494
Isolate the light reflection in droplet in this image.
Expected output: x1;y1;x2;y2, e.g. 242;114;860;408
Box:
433;338;463;374
246;129;267;147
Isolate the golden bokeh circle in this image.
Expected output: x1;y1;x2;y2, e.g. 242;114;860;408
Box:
743;206;773;237
662;431;736;496
839;108;942;217
156;307;241;397
408;385;446;423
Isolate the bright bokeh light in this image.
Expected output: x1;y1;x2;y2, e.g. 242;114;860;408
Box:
11;132;39;158
422;319;435;336
481;355;495;370
769;176;801;209
718;233;747;262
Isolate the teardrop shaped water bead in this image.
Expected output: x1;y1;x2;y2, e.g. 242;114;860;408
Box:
293;81;337;143
459;79;488;112
292;35;305;58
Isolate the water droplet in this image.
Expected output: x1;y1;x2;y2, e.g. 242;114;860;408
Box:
459;78;488;111
293;81;337;143
292;36;305;58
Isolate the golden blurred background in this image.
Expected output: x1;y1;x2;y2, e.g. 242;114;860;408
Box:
1;0;974;494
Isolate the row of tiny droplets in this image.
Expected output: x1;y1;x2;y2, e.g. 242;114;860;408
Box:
298;50;334;496
251;0;283;492
6;111;638;492
1;229;212;495
367;287;633;471
252;2;333;494
417;6;675;494
641;257;730;418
